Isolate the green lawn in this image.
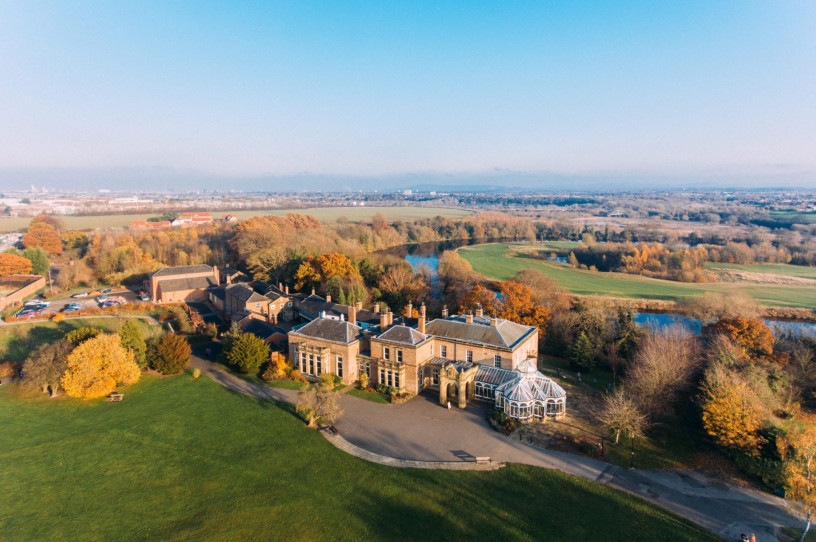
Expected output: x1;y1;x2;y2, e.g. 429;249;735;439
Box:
459;243;816;309
0;375;719;541
0;206;471;232
0;318;160;363
347;387;391;403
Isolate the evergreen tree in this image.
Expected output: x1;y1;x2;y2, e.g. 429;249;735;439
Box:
151;333;192;375
225;332;270;375
119;320;147;368
22;247;49;276
570;332;596;370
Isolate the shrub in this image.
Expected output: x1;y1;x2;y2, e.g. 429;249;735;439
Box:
320;373;341;388
150;334;192;375
192;368;201;380
119;319;147;368
51;313;66;323
0;361;19;379
358;373;369;390
375;383;387;394
203;322;218;339
290;369;304;382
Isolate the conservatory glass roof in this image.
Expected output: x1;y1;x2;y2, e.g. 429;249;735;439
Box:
495;358;566;404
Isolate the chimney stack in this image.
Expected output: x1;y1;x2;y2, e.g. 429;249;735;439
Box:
285;284;289;295
348;305;357;326
490;316;498;327
355;300;363;310
387;311;393;326
380;311;389;330
406;301;412;317
442;305;449;318
311;287;316;296
418;303;426;334
213;265;220;285
374;303;380;313
326;293;331;303
226;274;232;285
476;303;483;317
278;282;283;291
466;312;474;324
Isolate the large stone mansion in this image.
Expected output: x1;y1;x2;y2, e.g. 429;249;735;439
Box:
146;264;566;421
288;301;566;421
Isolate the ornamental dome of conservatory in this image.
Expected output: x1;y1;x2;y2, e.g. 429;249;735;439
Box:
494;358;566;420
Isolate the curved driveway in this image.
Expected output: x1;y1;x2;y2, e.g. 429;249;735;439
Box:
192;355;796;542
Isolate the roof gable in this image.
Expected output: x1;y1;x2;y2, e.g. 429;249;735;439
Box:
291;317;363;344
376;325;429;346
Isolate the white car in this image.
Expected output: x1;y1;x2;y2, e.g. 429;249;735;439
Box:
97;297;110;304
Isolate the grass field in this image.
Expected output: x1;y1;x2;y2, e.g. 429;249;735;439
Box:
707;262;816;279
459;243;816;309
0;206;471;232
0;318;159;363
0;374;720;541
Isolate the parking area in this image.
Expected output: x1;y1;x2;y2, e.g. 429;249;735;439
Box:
14;288;149;319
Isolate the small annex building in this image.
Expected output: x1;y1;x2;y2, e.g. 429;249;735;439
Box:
147;264;220;303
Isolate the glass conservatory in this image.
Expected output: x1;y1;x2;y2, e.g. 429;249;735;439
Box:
490;358;566;421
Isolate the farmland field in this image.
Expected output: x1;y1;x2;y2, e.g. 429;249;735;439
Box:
459;243;816;309
0;206;471;232
707;262;816;279
0;373;719;541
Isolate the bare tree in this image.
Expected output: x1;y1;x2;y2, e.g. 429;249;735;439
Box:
296;383;342;428
627;326;701;418
596;388;648;445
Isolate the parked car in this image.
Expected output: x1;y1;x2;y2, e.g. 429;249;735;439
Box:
62;306;79;313
97;297;110;304
100;302;118;309
101;288;112;294
24;300;50;307
72;292;89;298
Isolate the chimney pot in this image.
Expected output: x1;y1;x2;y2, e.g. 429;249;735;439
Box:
466;313;474;324
420;303;426;317
326;293;331;303
355;300;363;311
387;311;393;326
380;311;388;330
476;303;483;318
311;287;315;296
490;316;498;327
418;315;426;334
349;305;357;326
406;301;412;317
442;305;449;318
374;303;380;313
285;284;289;295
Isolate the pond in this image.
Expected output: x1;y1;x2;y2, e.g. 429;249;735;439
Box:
635;312;816;338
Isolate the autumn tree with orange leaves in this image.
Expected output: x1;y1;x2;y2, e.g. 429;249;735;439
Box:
22;224;62;254
700;364;765;456
0;252;33;275
780;421;816;542
705;317;775;359
294;253;361;292
61;334;140;399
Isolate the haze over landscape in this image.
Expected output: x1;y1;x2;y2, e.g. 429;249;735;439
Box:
1;1;815;192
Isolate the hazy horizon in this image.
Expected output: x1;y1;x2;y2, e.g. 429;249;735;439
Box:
1;1;815;191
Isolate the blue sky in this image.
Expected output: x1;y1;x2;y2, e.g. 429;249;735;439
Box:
0;1;814;190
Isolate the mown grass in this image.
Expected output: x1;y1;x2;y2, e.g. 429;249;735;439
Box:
0;206;471;232
459;243;816;309
0;318;159;363
347;387;391;403
0;375;720;542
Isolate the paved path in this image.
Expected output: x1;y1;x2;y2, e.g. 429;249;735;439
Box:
191;356;797;542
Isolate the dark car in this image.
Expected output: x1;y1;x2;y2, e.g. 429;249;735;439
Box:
101;288;112;294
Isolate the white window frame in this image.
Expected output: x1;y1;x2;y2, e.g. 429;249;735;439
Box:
440;345;447;358
337;355;343;378
384;347;390;361
466;350;473;363
494;354;501;368
396;349;403;363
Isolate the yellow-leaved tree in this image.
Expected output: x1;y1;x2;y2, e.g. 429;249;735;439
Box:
700;365;765;455
61;334;140;399
781;422;816;542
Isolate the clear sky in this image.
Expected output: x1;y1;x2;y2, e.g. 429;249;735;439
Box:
0;1;815;190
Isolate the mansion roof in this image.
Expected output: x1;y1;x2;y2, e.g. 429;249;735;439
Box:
290;317;363;344
424;315;537;350
376;325;429;346
293;294;380;325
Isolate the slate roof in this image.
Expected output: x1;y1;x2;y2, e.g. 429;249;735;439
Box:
225;283;267;304
208;285;226;300
151;264;213;277
240;319;286;340
290;317;363;344
158;276;216;292
293;294;380;325
376;325;429;346
424;315;536;350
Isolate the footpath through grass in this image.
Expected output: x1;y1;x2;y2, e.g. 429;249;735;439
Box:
460;243;816;309
0;375;720;542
